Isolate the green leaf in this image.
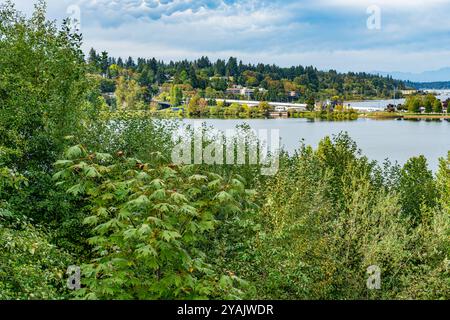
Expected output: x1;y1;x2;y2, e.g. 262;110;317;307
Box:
219;275;232;288
135;245;157;258
208;179;222;190
161;166;177;178
123;228;137;240
231;179;245;191
234;174;247;185
207;172;223;181
214;191;234;203
150;189;166;201
136;171;150;181
83;215;99;226
52;170;67;181
65;145;85;159
138;224;151;236
54;160;74;167
179;205;198;216
84;166;101;178
94;219;122;234
147;216;163;226
118;208;131;220
154;203;175;214
67;183;84;196
95;153;113;161
127;195;150;208
171;192;188;204
189;175;208;183
161;230;181;242
150;179;165;189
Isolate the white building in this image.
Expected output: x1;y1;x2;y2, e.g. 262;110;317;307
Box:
216;99;307;111
226;86;255;97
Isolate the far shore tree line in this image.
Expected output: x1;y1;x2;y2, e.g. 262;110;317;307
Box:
85;48;410;114
110;84;450;119
403;94;448;114
85;50;449;118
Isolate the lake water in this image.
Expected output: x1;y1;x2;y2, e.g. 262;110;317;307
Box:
425;89;450;102
181;118;450;171
343;90;450;111
344;99;406;111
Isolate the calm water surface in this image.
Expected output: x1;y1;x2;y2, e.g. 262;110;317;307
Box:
181;118;449;171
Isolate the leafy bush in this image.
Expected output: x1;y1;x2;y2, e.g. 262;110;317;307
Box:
0;216;73;300
249;134;450;300
0;167;72;300
53;145;255;299
399;156;438;224
0;0;93;171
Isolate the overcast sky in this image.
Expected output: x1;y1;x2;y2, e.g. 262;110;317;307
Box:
9;0;450;73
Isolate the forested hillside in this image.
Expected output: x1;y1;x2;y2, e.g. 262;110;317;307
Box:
86;48;407;109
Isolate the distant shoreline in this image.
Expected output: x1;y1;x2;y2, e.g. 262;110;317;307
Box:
105;110;450;121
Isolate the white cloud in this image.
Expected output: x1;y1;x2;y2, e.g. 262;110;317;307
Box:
7;0;450;74
316;0;449;9
75;0;231;22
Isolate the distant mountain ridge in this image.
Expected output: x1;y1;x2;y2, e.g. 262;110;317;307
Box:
405;81;450;90
373;67;450;83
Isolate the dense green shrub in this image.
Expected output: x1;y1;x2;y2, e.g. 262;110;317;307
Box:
0;0;93;171
53;145;255;299
0;216;73;300
0;167;72;300
249;134;450;300
399;156;439;224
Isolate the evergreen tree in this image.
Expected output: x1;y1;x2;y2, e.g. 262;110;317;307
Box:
226;57;239;78
99;51;109;76
88;47;99;71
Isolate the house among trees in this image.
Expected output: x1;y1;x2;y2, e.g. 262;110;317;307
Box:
226;85;255;98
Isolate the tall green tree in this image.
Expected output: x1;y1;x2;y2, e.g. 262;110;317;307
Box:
407;97;421;113
258;101;272;116
99;51;109;76
170;85;183;107
399;156;438;223
424;96;433;113
0;0;92;170
87;48;99;72
306;96;316;111
226;57;238;78
433;100;443;113
187;95;201;116
115;76;144;110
